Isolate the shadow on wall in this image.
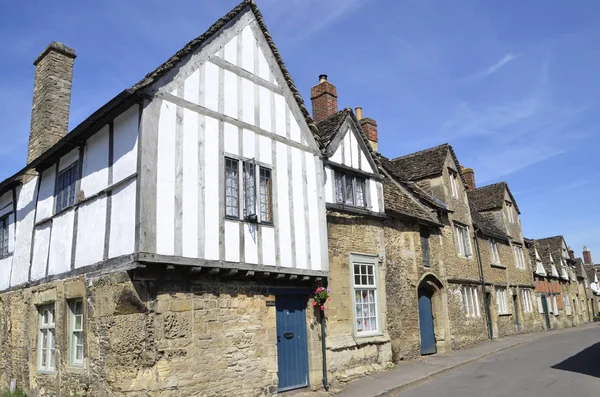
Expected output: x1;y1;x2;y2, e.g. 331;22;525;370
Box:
551;340;600;378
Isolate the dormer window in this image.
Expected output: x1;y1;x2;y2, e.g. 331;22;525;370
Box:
335;171;367;208
55;162;79;213
505;201;515;223
449;171;459;198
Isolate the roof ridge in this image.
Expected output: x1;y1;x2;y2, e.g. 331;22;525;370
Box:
389;143;450;161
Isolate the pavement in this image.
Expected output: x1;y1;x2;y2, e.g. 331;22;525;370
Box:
287;322;600;397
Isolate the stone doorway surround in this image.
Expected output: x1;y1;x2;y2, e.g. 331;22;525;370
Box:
416;273;451;354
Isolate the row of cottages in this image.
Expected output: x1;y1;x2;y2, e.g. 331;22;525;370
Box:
0;1;597;396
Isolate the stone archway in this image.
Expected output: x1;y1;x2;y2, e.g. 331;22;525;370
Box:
416;273;450;355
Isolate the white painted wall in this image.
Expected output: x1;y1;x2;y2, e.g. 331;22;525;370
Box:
112;105;139;183
10;179;37;286
329;126;375;173
109;179;136;258
74;196;107;269
80;126;109;197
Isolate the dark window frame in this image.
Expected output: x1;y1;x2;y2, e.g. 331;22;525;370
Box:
334;170;368;208
420;226;431;267
55;162;79;214
0;214;10;257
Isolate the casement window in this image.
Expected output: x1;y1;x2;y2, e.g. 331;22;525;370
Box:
351;256;379;336
489;239;500;264
454;223;472;257
449;171;459;198
564;294;572;316
546;295;553;314
0;214;9;257
55;162;79;213
461;286;480;317
505;201;515;223
224;157;272;223
69;300;84;366
537;295;545;314
521;289;533;313
420;226;431;267
496;288;509;314
553;295;559;316
513;244;526;269
38;304;56;372
335;171;367;208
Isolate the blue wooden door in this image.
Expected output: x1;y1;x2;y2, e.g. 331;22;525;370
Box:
418;289;437;355
276;295;309;392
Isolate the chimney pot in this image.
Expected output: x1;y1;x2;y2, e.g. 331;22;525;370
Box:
584;246;593;264
319;74;328;83
310;74;338;123
461;166;476;190
355;107;363;120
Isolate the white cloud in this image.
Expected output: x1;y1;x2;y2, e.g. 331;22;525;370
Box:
465;53;521;82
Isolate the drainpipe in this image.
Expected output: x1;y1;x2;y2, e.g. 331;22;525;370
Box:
320;310;329;390
473;226;493;340
582;280;591;322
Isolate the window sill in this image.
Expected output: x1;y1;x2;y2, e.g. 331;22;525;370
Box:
498;313;512;317
0;252;13;260
66;364;84;372
490;263;506;269
37;370;57;375
354;331;385;340
224;216;274;227
326;203;386;219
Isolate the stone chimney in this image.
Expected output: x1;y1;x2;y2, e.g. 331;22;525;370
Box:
310;74;337;123
583;246;593;264
461;166;476;190
28;42;76;164
355;107;378;152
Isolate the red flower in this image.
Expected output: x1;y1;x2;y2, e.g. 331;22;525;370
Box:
328;298;331;302
320;305;325;311
312;301;317;306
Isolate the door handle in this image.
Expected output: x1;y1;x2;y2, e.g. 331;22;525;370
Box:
284;332;294;339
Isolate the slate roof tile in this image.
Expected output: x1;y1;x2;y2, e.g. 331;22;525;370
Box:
467;182;521;214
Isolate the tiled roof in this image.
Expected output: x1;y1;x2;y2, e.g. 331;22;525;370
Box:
584;264;597;282
535;236;569;277
471;210;510;242
574;258;584;279
467;182;521;214
315;109;350;151
381;176;440;225
387;143;466;186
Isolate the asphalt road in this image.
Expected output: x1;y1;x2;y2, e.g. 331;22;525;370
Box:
394;327;600;397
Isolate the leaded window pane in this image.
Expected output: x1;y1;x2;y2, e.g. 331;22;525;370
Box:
344;175;354;205
0;216;8;256
55;162;79;213
335;173;344;203
355;178;366;207
243;161;256;217
225;158;239;217
259;167;272;222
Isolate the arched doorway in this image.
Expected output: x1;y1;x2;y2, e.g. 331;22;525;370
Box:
417;274;447;356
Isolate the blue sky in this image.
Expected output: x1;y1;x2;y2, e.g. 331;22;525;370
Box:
0;0;598;260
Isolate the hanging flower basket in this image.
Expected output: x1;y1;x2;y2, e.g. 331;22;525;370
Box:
312;286;332;311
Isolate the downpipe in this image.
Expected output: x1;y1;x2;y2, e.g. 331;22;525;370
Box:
321;309;330;391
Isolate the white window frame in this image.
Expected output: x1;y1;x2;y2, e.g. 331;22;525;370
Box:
496;288;509;314
461;286;481;317
489;239;500;264
38;304;56;372
553;295;559;316
521;289;533;313
537;295;545;314
546;295;553;314
564;294;572;316
449;171;459;198
454;223;472;258
513;244;525;270
505;201;515;223
69;299;84;366
350;254;380;337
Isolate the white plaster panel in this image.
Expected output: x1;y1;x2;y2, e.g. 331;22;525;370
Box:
324;166;333;203
59;148;79;172
274;94;286;137
0;257;11;290
74;196;106;269
109;179;136;258
184;69;200;105
224;122;239;156
244;223;258;264
275;142;292;268
6;213;15;254
350;129;359;169
0;191;11;214
330;145;343;164
204;116;219;261
262;226;275;266
257;45;270;82
242;78;255;125
241;25;255;73
360;150;373;173
243;129;256;159
224;35;237;65
36;165;56;222
259;86;271;132
343;131;351;167
291;148;307;269
224;220;240;262
156;100;176;255
205;62;219;112
224;70;238;119
305;153;321;271
259;136;272;165
113;105;139;184
47;208;75;276
289;106;301;143
11;178;37;286
30;224;51;281
80;125;109;197
182;109;199;258
370;179;380;213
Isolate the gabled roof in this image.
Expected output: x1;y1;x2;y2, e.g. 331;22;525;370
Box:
381;174;440;225
470;210;510;242
467;182;521;214
387;143;467;186
583;264;597;282
315;109;350;151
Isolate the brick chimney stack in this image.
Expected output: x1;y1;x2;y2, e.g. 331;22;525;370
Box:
355;107;378;152
28;42;76;164
310;74;337;123
583;246;593;264
461;166;476;190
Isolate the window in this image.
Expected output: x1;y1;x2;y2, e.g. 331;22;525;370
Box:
335;171;367;208
55;162;78;213
449;171;459;198
420;226;431;267
546;295;553;314
489;239;500;264
521;290;533;313
38;304;56;372
564;294;572;316
505;201;515;223
496;288;509;314
352;256;379;336
513;244;526;269
461;286;480;317
0;214;9;257
69;300;84;365
454;224;472;257
553;295;559;316
224;157;272;223
537;295;545;314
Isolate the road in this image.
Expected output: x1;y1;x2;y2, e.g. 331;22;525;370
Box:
394;327;600;397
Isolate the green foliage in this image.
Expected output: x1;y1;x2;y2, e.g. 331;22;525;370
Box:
2;387;27;397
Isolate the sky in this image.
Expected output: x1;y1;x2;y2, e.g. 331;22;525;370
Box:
0;0;599;260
